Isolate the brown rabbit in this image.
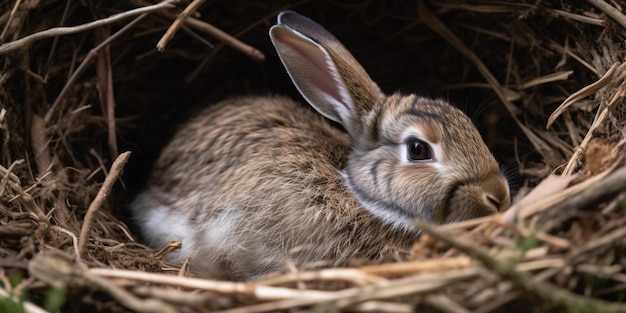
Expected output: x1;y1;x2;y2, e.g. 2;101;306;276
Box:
131;11;510;280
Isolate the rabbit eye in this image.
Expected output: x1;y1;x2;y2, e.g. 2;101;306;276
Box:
406;139;432;161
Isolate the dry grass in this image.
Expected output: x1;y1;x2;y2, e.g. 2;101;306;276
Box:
1;0;626;312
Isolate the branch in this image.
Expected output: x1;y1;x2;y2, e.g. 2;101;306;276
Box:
28;252;176;313
415;221;626;313
0;0;177;55
587;0;626;30
157;0;206;52
78;151;131;256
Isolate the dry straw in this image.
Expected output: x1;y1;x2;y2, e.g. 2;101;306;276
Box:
1;0;625;312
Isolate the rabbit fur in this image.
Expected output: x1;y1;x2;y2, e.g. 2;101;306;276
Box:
131;11;510;280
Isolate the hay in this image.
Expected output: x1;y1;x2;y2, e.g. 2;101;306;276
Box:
1;0;626;312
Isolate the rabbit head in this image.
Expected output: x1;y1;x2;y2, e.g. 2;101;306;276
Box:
271;11;510;231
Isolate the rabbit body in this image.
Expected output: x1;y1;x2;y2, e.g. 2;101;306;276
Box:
131;11;509;280
132;96;418;280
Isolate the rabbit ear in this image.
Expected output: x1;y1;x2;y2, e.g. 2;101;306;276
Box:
270;11;383;133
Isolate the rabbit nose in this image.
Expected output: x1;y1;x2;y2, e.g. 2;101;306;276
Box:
483;180;511;213
485;193;503;212
477;170;510;212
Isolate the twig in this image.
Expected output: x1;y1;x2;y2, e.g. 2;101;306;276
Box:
424;294;472;313
117;264;469;311
152;240;181;259
474;291;521;313
549;8;605;26
132;286;222;308
52;225;83;265
131;0;265;61
544;165;626;216
29;252;177;313
520;71;573;89
566;225;626;266
44;0;73;74
562;68;626;174
133;286;404;313
547;39;598;75
213;288;357;313
78;151;131;256
214;268;481;313
357;256;473;277
576;264;626;284
502;170;609;223
435;215;493;231
0;0;24;42
547;62;622;128
334;268;480;310
515;258;566;272
0;222;34;237
504;221;572;249
94;27;119;159
5;171;47;221
87;271;176;313
45;13;151;125
344;301;413;313
30;114;52;181
417;0;519;115
170;13;266;61
0;0;177;55
258;268;386;286
415;221;626;313
587;0;626;30
157;0;206;51
114;223;136;243
0;159;23;198
89;268;339;301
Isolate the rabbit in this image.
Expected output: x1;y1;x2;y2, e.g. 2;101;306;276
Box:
130;10;510;281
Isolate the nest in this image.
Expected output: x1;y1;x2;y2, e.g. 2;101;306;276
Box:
1;0;626;312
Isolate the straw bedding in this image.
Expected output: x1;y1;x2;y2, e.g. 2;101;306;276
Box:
1;0;625;312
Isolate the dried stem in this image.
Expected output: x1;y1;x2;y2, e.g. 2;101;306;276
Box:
586;0;626;29
28;252;177;313
0;0;177;55
132;0;265;61
45;13;150;125
30;114;51;180
94;27;119;159
157;0;206;51
416;221;626;313
78;151;131;256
